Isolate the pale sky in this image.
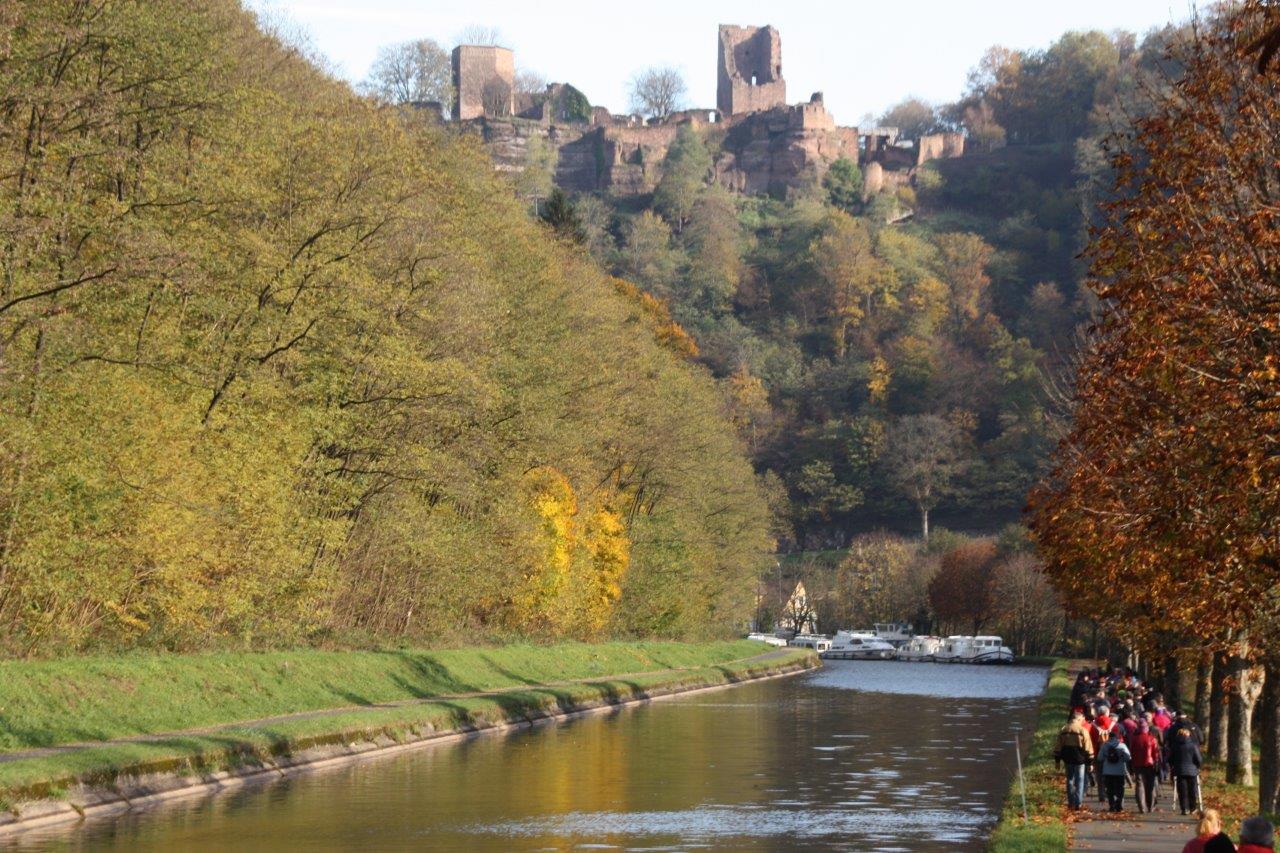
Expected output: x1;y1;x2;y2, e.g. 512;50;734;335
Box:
252;0;1194;121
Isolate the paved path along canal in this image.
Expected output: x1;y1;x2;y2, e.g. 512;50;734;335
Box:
7;661;1047;851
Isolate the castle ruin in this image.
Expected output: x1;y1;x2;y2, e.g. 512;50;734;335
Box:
717;25;786;116
452;45;514;121
448;24;965;201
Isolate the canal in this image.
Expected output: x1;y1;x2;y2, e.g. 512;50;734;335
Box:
12;661;1046;852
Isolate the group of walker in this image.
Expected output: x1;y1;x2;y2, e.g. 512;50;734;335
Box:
1054;667;1276;853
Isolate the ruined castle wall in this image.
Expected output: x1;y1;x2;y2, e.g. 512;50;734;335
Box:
452;45;514;121
717;25;786;116
915;131;965;166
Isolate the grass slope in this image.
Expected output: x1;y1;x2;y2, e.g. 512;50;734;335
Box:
987;658;1070;852
0;640;763;752
1;646;810;803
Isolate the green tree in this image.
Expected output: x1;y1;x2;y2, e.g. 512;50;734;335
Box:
364;38;452;107
823;157;863;212
885;414;966;541
617;211;681;299
877;97;940;139
539;188;585;242
654;126;711;234
682;187;742;313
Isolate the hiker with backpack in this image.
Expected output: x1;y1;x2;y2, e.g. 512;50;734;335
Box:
1099;728;1133;812
1054;710;1095;809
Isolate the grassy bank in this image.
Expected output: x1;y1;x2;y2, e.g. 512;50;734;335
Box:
0;640;810;807
0;640;763;751
987;658;1071;852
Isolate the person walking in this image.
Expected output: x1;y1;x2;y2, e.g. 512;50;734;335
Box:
1168;726;1203;815
1092;709;1117;801
1054;711;1094;809
1099;728;1132;812
1128;719;1161;813
1237;816;1276;853
1182;809;1235;853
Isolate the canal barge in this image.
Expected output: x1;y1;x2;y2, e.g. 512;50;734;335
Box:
933;635;1015;664
895;635;944;662
820;630;896;660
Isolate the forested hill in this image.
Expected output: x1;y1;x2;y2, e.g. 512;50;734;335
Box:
0;1;772;655
549;26;1185;549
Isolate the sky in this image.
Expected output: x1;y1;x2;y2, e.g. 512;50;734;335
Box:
251;0;1194;121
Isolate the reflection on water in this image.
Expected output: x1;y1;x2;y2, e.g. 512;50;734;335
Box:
10;661;1045;852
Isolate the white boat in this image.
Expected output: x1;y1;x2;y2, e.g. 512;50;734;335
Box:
788;633;832;653
970;635;1015;664
872;621;915;646
896;635;943;662
934;635;1015;664
820;630;896;660
747;632;789;647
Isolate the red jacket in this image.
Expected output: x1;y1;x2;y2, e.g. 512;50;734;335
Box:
1128;732;1160;768
1090;717;1113;753
1181;833;1215;853
1237;845;1272;853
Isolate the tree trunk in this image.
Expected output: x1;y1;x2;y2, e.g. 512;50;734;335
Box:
1163;654;1182;712
1260;657;1279;815
921;506;929;542
1195;652;1213;737
1226;650;1256;785
1210;652;1228;761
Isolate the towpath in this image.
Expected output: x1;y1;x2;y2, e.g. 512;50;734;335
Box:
0;648;801;765
1069;784;1197;851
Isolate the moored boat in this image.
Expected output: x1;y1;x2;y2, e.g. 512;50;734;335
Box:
820;630;896;660
933;635;1015;664
788;633;832;653
895;634;943;662
747;632;790;647
872;621;914;646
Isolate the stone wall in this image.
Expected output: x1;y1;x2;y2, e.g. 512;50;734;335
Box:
717;25;786;116
452;45;514;121
916;131;965;166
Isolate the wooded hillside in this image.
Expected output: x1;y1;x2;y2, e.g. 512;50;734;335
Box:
0;1;772;655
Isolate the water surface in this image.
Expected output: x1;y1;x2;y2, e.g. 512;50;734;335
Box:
11;661;1046;852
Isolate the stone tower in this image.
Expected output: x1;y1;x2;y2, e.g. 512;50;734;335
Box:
716;25;786;116
451;45;515;121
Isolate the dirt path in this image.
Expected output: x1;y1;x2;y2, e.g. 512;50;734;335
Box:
0;649;801;764
1069;779;1198;851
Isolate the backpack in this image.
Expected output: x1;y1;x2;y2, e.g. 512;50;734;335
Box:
1102;741;1126;767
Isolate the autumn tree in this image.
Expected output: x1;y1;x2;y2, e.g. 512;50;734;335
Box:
934;232;993;333
810;212;895;357
991;553;1063;656
928;540;999;634
835;533;918;628
1029;2;1280;810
